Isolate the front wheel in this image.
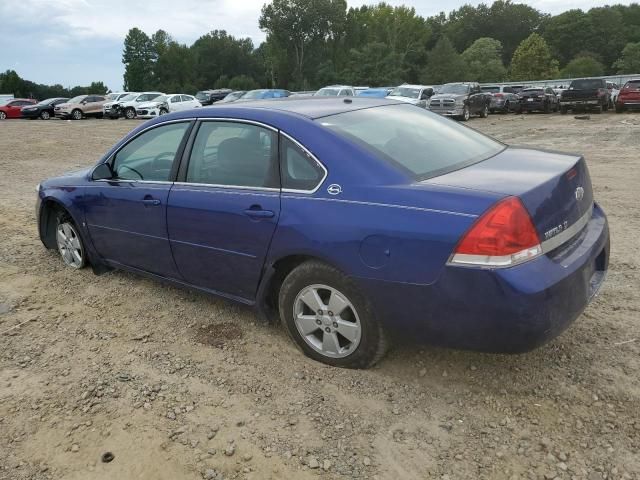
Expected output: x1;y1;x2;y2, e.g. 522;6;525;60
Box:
480;104;489;118
125;107;136;119
71;109;82;120
159;108;168;115
40;110;51;120
56;214;86;269
461;105;470;121
278;261;387;368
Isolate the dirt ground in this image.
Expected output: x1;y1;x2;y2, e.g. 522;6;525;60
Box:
0;112;639;480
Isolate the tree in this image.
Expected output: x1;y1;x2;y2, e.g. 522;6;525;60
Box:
228;75;260;91
420;36;465;84
341;42;406;86
154;41;197;93
613;42;640;74
560;54;604;78
122;28;154;90
259;0;347;89
461;37;507;82
510;33;560;80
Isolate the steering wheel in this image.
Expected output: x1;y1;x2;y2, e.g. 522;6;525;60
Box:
118;164;143;180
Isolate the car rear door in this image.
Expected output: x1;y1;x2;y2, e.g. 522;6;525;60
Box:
84;121;193;277
167;120;281;301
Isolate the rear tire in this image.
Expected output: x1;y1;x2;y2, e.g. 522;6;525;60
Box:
0;111;6;120
480;104;489;118
278;261;388;369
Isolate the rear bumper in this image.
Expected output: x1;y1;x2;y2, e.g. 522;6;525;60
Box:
521;100;546;111
356;203;609;353
560;99;602;109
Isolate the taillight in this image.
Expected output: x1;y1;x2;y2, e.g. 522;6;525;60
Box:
449;197;542;268
494;93;504;98
597;88;606;97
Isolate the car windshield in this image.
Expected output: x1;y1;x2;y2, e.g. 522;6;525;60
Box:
137;93;160;102
156;95;169;102
242;90;268;99
320;104;504;180
67;96;85;103
481;87;500;93
389;87;420;99
196;91;209;100
439;84;470;94
315;88;340;96
570;79;603;90
523;89;543;94
118;94;135;101
37;98;55;105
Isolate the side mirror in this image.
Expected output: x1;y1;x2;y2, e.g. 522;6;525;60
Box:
92;163;113;180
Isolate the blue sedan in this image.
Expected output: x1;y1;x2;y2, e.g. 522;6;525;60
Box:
36;97;609;368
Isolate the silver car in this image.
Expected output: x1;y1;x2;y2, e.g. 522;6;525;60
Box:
481;85;520;113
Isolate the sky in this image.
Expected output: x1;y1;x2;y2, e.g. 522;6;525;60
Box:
0;0;634;92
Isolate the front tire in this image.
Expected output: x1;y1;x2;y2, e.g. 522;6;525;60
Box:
40;110;51;120
56;214;86;269
278;261;387;368
71;109;82;120
125;107;136;119
159;108;168;115
461;105;470;121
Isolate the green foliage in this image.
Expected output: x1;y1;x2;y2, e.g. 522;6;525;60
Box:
0;70;109;99
228;75;260;91
461;37;507;82
214;75;230;89
122;27;154;90
560;54;604;78
510;33;560;80
420;36;465;84
614;42;640;74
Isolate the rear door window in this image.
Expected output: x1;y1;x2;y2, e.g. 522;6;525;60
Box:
280;136;326;192
186;121;278;188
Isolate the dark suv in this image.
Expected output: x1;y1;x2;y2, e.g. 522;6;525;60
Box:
560;78;609;114
518;87;559;113
195;89;232;106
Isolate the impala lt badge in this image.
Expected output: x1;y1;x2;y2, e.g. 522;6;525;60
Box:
575;186;584;201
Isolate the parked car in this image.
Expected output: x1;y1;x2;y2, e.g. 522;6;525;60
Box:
54;95;107;120
195;89;232;106
238;89;291;101
136;94;201;119
387;84;435;108
314;85;355;97
216;91;248;103
615;79;640;113
104;92;163;119
20;97;69;120
607;81;620;108
0;98;36;119
357;88;392;98
509;85;528;94
481;85;520;113
560;78;609;114
518;87;559;113
428;82;490;121
35;98;609;368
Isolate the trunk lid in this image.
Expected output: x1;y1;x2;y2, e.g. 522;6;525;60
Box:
424;147;593;245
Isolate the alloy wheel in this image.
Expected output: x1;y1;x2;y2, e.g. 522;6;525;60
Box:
41;111;50;120
125;109;135;119
72;110;82;120
0;111;6;120
56;222;84;268
293;284;362;359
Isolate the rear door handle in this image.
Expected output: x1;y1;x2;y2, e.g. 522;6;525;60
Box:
244;208;275;219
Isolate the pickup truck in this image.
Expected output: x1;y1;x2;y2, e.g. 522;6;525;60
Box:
559;78;610;114
428;82;491;121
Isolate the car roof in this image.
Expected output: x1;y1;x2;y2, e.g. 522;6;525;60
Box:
320;85;352;89
198;97;403;120
396;84;429;89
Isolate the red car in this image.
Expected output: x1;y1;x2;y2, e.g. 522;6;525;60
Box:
0;98;37;119
615;79;640;113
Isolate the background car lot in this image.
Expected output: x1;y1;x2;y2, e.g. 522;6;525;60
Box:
0;116;638;479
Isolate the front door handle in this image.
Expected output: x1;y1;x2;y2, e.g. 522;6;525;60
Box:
142;198;161;206
244;207;275;219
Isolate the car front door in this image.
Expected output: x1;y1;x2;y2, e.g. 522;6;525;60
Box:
84;121;193;276
7;101;25;118
167;120;281;301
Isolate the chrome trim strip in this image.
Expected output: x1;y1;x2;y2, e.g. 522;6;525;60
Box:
92;179;174;185
173;181;279;193
281;195;478;217
280;131;328;194
197;117;278;132
541;204;593;254
169;239;257;259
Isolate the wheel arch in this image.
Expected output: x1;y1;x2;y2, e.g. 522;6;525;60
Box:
38;197;74;249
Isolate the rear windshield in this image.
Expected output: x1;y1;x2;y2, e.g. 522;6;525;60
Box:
315;88;340;96
570;79;604;89
319;104;504;180
481;86;500;93
522;88;543;94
